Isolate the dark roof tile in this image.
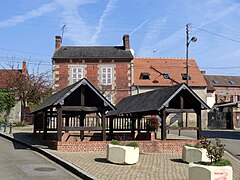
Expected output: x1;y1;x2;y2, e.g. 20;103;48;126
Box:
52;46;133;59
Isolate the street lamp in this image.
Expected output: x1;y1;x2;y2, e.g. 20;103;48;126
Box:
186;24;197;85
185;24;197;128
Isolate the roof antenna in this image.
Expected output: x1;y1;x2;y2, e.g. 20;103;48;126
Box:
61;24;66;43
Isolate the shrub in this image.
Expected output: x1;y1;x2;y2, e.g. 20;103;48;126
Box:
126;142;139;148
199;138;231;166
146;116;159;131
111;139;120;145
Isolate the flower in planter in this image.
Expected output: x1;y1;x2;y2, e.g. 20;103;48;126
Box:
108;139;140;164
198;138;231;166
146;116;159;131
188;138;232;180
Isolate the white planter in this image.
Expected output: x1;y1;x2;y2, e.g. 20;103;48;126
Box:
107;144;139;165
182;145;210;163
189;162;233;180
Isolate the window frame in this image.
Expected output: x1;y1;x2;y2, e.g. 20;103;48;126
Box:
101;67;113;85
72;67;84;83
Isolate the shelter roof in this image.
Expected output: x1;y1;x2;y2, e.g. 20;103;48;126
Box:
52;46;134;59
133;57;207;87
32;78;116;113
107;83;209;116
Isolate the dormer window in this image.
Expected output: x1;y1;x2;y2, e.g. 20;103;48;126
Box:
212;80;218;84
163;73;170;79
181;73;191;80
229;80;235;84
140;72;150;80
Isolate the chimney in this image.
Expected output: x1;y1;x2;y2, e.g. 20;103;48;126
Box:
201;71;206;75
55;36;62;49
22;60;27;75
123;34;130;50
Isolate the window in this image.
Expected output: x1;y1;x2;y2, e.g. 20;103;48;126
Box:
104;93;112;103
212;80;218;84
140;72;150;80
163;73;170;79
181;73;191;80
229;80;235;85
101;67;112;85
72;67;83;83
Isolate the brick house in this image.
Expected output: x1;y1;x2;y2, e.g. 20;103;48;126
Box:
131;57;208;128
204;75;240;128
0;60;27;122
52;34;134;104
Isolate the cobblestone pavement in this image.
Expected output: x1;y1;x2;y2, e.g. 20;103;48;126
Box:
50;150;240;180
2;126;240;180
51;151;188;180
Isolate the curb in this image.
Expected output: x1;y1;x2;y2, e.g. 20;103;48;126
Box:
225;150;240;164
0;132;98;180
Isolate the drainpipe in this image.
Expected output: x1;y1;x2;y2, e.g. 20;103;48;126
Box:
130;62;133;95
136;86;140;94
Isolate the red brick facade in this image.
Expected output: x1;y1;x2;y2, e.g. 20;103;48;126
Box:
52;35;133;105
53;59;131;104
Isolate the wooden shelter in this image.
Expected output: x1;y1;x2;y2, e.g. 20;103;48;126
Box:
107;83;210;140
32;78;115;141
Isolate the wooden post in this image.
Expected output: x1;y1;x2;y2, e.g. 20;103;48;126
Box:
137;117;141;134
101;111;106;141
196;110;202;140
80;113;85;141
109;117;113;138
57;106;62;141
65;115;69;132
131;116;136;140
33;114;36;134
161;110;167;140
43;111;47;140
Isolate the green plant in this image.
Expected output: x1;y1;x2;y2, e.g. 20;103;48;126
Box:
184;142;203;148
111;139;120;145
126;142;139;148
199;138;231;166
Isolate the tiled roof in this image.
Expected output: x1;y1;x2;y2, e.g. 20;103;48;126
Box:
52;46;134;59
204;76;215;92
204;75;240;87
133;57;207;87
0;69;22;89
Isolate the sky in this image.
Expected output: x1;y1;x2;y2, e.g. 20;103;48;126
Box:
0;0;240;76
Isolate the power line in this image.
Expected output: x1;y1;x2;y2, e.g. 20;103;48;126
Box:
0;46;50;57
193;26;240;44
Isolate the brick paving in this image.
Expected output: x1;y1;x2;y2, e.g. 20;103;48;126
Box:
2;125;240;180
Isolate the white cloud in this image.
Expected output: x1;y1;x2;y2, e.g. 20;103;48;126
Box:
91;0;117;44
0;2;56;28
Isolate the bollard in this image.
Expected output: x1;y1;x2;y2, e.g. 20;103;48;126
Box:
0;122;2;132
9;122;12;134
4;122;7;133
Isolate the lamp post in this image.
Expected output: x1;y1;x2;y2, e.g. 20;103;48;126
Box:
185;24;197;128
186;24;197;85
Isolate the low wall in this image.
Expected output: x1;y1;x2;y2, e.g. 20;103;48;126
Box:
57;139;198;153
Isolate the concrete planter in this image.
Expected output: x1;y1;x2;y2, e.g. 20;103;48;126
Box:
107;144;139;165
189;162;233;180
182;145;210;163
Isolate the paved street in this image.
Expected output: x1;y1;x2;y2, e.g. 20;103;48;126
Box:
1;126;240;180
0;136;80;180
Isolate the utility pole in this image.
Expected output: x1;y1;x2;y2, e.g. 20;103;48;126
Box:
186;24;190;85
185;24;197;128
